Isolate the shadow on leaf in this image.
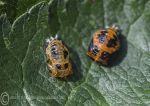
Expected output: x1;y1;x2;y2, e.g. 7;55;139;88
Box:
107;33;128;67
66;48;83;82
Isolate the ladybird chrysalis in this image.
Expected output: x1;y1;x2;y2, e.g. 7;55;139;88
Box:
45;35;72;78
87;25;120;65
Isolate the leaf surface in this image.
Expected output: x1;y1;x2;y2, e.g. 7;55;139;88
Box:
0;0;150;106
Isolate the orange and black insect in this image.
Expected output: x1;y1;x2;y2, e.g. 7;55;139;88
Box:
87;25;120;65
45;35;72;78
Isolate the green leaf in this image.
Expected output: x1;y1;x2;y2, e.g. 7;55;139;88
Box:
0;0;150;106
17;0;50;17
0;0;18;23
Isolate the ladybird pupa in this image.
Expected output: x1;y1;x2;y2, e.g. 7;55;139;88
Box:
87;25;120;65
45;35;72;78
